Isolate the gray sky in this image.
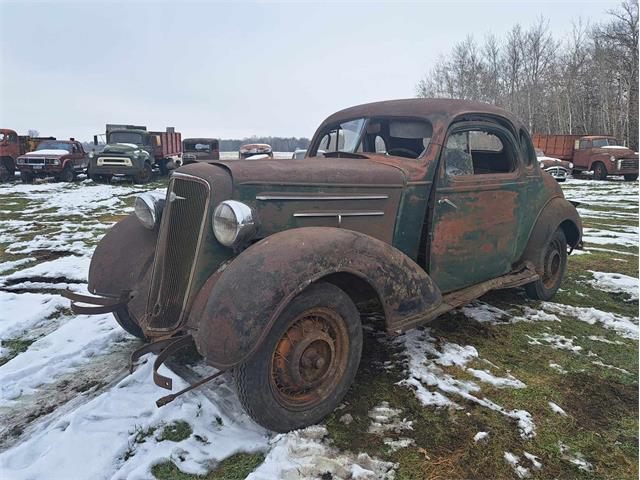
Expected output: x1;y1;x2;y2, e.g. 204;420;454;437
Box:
0;0;621;141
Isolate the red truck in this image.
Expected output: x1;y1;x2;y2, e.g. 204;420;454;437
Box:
0;129;56;181
532;134;639;181
16;139;89;183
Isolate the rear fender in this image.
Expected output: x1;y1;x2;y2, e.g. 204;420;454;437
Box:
520;196;582;267
191;227;442;369
88;214;157;322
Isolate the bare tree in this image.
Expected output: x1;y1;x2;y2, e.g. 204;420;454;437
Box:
28;129;39;137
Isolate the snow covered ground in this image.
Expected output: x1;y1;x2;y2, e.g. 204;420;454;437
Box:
0;176;637;479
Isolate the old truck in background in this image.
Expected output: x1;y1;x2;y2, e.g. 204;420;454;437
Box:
533;134;639;181
182;138;220;164
0;129;55;181
16;139;89;182
89;124;182;183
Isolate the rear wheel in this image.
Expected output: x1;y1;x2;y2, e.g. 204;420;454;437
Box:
133;163;153;184
592;162;608;180
113;307;147;340
624;174;638;181
525;228;567;301
233;282;362;432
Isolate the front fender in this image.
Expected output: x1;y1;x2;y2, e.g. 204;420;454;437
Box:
88;214;157;321
191;227;442;369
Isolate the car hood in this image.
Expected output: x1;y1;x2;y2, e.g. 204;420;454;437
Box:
101;143;139;154
211;155;407;186
538;157;571;168
594;147;638;158
24;149;69;157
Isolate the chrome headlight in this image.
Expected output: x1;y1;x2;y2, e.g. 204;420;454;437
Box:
610;155;616;162
212;200;258;247
52;159;60;165
568;162;574;169
133;151;140;159
134;192;164;229
17;158;24;165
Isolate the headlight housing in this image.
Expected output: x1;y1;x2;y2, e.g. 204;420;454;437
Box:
610;155;616;162
52;159;60;165
568;162;574;169
17;158;24;165
134;192;165;229
212;200;258;247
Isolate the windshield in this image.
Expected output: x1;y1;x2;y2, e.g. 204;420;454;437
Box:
109;131;144;145
315;118;366;154
36;141;70;151
593;138;620;148
184;141;216;152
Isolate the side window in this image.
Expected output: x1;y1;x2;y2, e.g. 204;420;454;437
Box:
444;127;516;177
374;135;386;154
579;139;591;149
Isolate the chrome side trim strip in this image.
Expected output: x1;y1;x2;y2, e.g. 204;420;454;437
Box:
293;211;384;217
257;194;388;201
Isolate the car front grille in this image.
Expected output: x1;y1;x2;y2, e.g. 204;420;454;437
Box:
146;174;210;330
545;167;568;177
620;159;638;170
24;157;56;165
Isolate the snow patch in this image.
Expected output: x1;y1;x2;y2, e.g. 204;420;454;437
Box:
587;270;639;301
548;402;568;416
542;303;638;340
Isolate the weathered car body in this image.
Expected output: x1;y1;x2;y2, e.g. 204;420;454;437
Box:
89;124;182;183
535;148;571;182
239;143;273;160
182;138;220;164
16;139;89;182
69;99;582;432
533;134;639;181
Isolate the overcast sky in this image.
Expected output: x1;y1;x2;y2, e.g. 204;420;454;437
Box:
0;0;622;141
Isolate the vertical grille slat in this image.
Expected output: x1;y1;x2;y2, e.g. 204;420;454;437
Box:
147;176;209;330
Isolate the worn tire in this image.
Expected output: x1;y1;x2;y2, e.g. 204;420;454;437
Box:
113;307;147;340
624;174;638;181
233;282;362;432
20;172;33;183
60;165;74;182
592;162;608;180
133;163;153;184
524;228;567;301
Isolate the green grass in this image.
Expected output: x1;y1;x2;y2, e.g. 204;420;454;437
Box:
152;453;265;480
0;338;36;366
158;421;193;442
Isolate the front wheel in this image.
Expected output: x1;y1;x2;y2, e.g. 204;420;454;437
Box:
133;163;153;184
233;282;362;432
624;174;638;181
59;165;74;182
592;162;608;180
113;307;147;340
525;228;568;301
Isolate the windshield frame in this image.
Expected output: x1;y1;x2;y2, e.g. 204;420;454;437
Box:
309;117;367;156
36;141;72;151
108;131;145;145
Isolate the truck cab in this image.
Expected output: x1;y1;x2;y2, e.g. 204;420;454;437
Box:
89;125;182;183
573;136;638;181
182;138;220;164
0;129;27;181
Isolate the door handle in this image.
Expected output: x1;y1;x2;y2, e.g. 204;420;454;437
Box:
438;198;458;209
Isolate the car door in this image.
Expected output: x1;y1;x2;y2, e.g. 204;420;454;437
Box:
76;143;88;169
428;120;525;293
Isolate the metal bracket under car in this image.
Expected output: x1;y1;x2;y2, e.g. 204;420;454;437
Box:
61;289;133;315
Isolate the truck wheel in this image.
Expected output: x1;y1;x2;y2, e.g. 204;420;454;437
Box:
20;172;33;183
113;307;147;340
158;159;169;176
233;282;362;432
525;228;567;301
60;165;74;183
592;162;607;180
624;174;638;181
133;163;153;184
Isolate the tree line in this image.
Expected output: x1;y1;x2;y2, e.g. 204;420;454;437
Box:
416;1;639;149
219;136;310;152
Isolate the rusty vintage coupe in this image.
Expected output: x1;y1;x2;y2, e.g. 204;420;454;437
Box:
65;99;582;432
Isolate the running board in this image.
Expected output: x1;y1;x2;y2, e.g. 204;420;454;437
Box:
390;263;539;333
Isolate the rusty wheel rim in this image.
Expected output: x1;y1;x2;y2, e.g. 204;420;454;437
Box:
270;307;349;410
542;238;563;289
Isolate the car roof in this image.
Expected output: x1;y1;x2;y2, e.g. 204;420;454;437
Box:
322;98;524;128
